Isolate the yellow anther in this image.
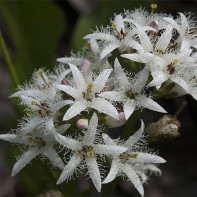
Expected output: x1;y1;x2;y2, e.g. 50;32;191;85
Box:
174;59;178;64
78;152;81;156
151;4;157;9
158;50;163;54
111;23;116;29
131;154;138;159
37;70;43;76
88;83;93;89
87;152;94;157
28;137;33;142
31;101;37;105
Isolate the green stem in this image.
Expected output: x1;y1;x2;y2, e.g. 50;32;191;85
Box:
0;29;20;85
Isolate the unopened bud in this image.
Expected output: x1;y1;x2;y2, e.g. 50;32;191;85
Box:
61;79;69;85
105;112;126;128
145;115;180;137
149;21;158;34
81;60;92;76
76;119;89;129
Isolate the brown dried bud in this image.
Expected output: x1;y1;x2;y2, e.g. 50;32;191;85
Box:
145;115;181;137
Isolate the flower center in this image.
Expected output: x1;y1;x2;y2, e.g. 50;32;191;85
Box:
82;83;99;101
28;137;46;148
126;90;135;99
120;153;138;163
31;101;51;117
167;59;178;75
78;145;94;159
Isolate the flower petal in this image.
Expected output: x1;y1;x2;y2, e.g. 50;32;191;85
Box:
124;120;144;147
57;57;84;66
99;91;124;102
102;160;119;184
12;148;40;176
100;43;119;60
83;33;116;42
83;112;98;145
137;95;167;113
102;133;117;146
86;157;101;192
69;63;86;91
56;84;79;99
57;154;82;184
121;164;144;197
171;77;189;93
114;58;130;88
129;152;166;164
121;53;148;64
91;98;119;119
155;24;173;52
42;148;65;170
94;144;127;156
123;99;136;120
63;100;87;121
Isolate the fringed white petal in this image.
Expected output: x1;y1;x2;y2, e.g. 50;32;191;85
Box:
99;91;124;102
124;120;144;147
83;33;116;42
102;133;117;146
121;164;144;197
63;100;87;121
93;69;112;93
102;160;119;184
86;157;101;192
94;144;127;155
123;99;136;120
56;84;79;99
137;95;167;113
100;43;119;60
91;98;119;119
12;148;40;176
83;112;98;145
57;154;82;185
42;148;65;170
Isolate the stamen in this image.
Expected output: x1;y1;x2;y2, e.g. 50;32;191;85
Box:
111;23;121;40
150;4;157;19
158;50;163;54
85;43;95;56
121;153;138;160
85;83;93;101
31;101;51;115
87;152;94;157
167;59;178;75
37;70;49;88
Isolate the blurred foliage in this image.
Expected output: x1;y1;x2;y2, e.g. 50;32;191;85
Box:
0;0;65;85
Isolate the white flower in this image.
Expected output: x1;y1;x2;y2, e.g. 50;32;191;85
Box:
57;39;111;71
84;14;151;60
102;120;166;197
99;58;166;120
0;120;70;176
121;24;196;90
56;63;119;121
47;113;128;192
163;13;197;48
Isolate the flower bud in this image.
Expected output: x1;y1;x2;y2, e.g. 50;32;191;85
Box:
149;21;158;34
61;79;69;85
105;112;126;128
81;60;92;76
76;119;89;129
145;115;180;137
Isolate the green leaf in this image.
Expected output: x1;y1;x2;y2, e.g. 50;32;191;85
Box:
0;0;65;84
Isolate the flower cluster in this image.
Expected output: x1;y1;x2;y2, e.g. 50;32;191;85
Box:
1;5;197;196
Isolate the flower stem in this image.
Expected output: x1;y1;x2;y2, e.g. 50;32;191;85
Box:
0;29;20;85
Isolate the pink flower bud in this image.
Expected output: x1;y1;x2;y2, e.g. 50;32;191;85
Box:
81;60;92;76
105;112;126;128
149;21;158;34
61;79;69;85
76;119;89;129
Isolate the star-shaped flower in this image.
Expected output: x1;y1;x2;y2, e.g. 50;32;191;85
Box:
56;63;119;121
102;120;166;197
0;120;70;176
121;24;196;90
100;58;166;120
47;113;128;192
